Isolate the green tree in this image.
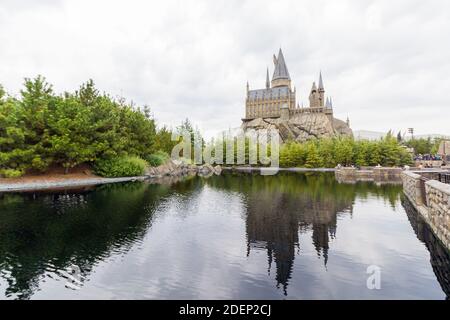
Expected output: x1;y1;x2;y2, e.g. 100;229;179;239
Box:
305;142;323;168
45;95;98;173
154;126;177;154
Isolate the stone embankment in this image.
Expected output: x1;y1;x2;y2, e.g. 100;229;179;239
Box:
402;171;450;250
0;161;223;193
335;167;403;183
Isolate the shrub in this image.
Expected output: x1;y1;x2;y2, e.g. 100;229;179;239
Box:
0;169;24;178
145;151;170;167
93;156;147;178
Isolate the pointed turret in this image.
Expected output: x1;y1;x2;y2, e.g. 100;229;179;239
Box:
311;82;317;92
318;72;324;91
346;116;350;127
325;97;330;108
271;48;291;88
266;67;270;89
318;72;325;107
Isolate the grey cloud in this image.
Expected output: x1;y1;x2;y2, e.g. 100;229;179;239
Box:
0;0;449;137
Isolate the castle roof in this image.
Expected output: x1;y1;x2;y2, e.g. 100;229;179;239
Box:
272;49;290;81
248;86;291;101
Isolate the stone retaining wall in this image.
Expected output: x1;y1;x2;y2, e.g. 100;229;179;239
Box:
335;167;403;183
402;171;450;249
425;180;450;248
402;171;424;206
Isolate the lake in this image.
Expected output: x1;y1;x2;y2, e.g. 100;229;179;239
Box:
0;172;448;300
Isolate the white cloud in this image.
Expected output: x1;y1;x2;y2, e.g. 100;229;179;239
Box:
1;0;449;138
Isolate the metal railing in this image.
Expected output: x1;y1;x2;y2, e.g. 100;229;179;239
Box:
437;173;450;184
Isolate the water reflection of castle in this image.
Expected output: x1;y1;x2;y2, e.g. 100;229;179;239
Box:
245;187;350;295
241;174;450;298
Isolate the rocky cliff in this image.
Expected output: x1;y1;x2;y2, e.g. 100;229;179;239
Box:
241;113;353;143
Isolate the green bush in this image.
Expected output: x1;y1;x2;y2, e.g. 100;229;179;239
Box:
145;151;170;167
0;169;24;178
93;156;147;178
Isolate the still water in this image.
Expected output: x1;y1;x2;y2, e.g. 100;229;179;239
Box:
0;172;449;300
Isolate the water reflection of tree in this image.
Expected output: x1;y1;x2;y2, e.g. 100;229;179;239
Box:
0;176;200;300
402;197;450;299
206;172;403;295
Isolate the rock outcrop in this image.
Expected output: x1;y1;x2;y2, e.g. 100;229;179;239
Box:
145;160;197;177
241;113;352;143
145;160;222;178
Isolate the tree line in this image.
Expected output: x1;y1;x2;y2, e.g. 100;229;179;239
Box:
279;135;413;168
0;76;178;177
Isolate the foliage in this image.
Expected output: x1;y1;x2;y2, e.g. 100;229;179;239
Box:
175;118;204;161
0;169;24;178
404;137;443;155
93;156;147;178
153;126;178;155
0;77;160;176
145;151;170;167
279;136;412;168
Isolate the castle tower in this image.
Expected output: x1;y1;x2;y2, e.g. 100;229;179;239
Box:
309;82;319;108
271;49;291;89
243;49;295;121
318;72;325;107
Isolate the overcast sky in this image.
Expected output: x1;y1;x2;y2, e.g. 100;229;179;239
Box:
1;0;449;138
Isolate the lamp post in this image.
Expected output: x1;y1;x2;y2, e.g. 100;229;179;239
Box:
408;128;414;140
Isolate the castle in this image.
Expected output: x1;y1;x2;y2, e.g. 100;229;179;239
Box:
243;49;339;124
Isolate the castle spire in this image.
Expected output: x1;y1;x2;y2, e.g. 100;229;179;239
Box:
311;82;317;92
272;48;290;81
325;97;330;108
318;71;324;91
266;67;270;89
